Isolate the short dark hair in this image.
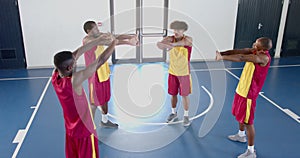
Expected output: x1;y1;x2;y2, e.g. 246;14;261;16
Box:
54;51;73;70
258;37;272;50
83;21;96;34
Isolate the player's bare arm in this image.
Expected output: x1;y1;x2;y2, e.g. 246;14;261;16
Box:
171;36;192;47
216;51;269;66
116;34;139;46
105;33;139;46
85;32;138;46
219;48;254;56
72;40;118;94
115;34;136;40
74;34;114;60
157;36;173;50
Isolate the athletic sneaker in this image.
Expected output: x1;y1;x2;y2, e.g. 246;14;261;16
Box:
101;120;118;128
237;149;256;158
166;113;178;123
183;116;191;126
228;134;247;143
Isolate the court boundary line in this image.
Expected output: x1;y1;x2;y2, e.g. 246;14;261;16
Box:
12;77;52;158
0;76;50;81
0;63;299;81
225;69;300;124
190;64;300;72
101;86;213;125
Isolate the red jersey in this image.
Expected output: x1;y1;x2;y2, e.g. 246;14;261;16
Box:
52;70;96;138
84;44;110;83
236;51;271;99
84;46;97;86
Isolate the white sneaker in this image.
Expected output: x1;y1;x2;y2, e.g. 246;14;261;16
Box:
166;113;178;123
101;120;118;128
237;149;256;158
228;134;247;143
183;116;191;126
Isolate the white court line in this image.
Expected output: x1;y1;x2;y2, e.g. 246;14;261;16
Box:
190;64;300;72
1;63;299;81
225;69;300;124
103;85;213;125
0;64;299;81
225;69;240;80
12;77;52;158
259;92;300;124
269;64;300;68
0;76;50;81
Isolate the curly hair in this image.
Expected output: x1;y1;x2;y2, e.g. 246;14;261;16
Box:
170;21;188;31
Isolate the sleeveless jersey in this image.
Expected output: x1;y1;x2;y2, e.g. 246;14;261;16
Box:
52;70;96;138
168;35;192;76
236;51;271;99
84;45;110;82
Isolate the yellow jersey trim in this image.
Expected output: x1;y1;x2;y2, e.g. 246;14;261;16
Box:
236;62;255;97
95;46;110;82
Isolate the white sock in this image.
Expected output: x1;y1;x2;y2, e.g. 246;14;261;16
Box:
102;114;108;123
172;108;176;114
238;130;246;137
184;110;189;117
248;145;255;153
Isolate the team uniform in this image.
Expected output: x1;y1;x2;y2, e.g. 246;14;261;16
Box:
52;70;99;158
232;51;271;125
84;45;111;106
168;35;192;96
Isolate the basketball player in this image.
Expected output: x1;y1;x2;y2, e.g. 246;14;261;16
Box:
82;21;138;128
52;34;117;157
157;20;193;126
216;37;272;158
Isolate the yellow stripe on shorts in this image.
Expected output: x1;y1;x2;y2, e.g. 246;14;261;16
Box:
90;134;96;158
244;98;252;124
90;83;94;104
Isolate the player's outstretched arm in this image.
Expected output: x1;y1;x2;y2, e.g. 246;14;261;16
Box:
171;36;192;47
219;48;254;56
216;50;269;65
72;40;118;93
95;33;139;46
115;34;139;46
157;36;173;50
74;34;114;60
83;33;115;46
